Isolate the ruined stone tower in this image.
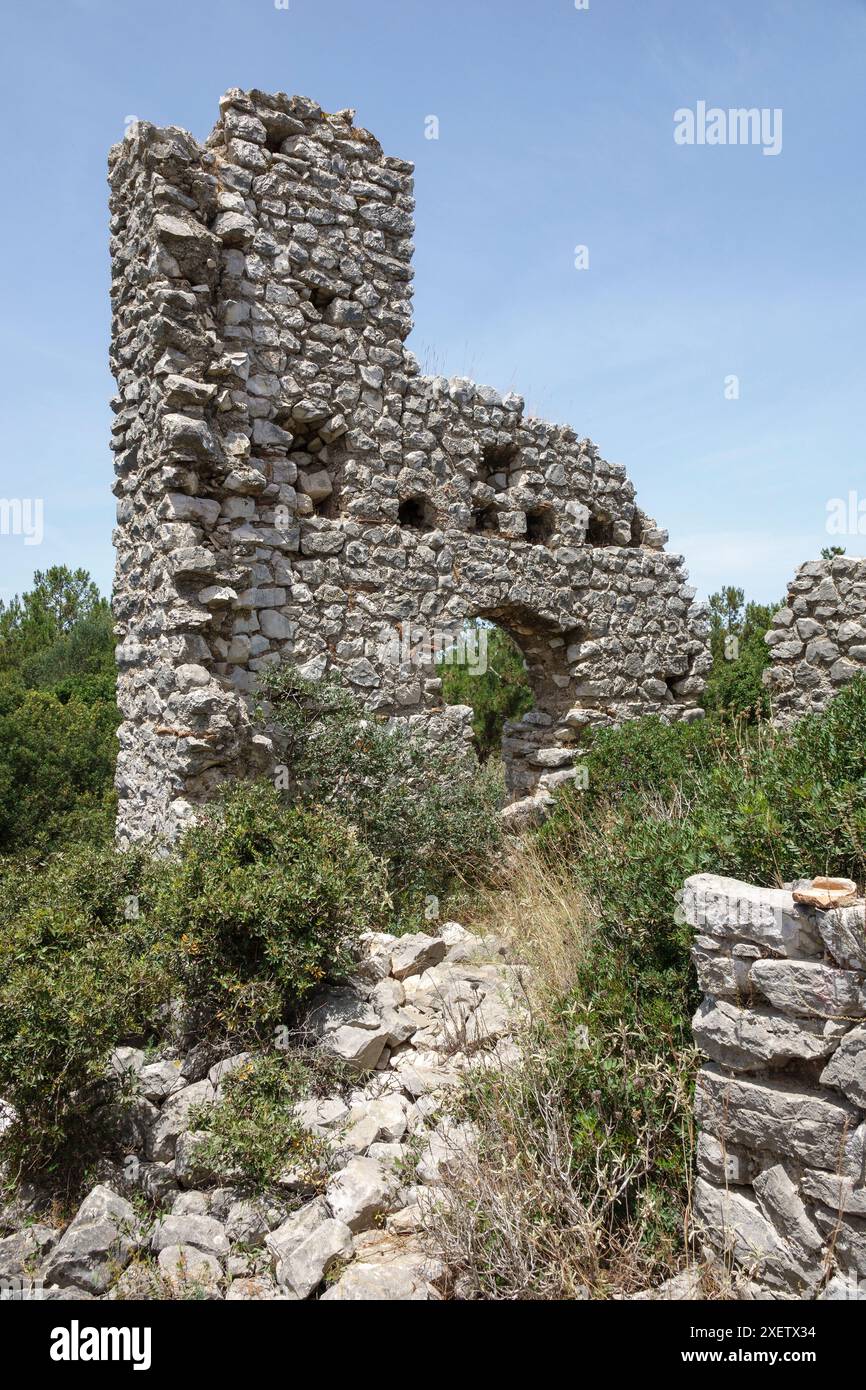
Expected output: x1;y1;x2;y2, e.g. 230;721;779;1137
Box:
108;88;710;845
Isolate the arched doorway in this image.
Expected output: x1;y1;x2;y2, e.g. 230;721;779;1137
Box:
439;604;585;803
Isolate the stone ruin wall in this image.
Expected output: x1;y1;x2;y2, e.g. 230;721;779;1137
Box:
109;87;710;846
687;873;866;1298
106;86;866;1297
765;556;866;724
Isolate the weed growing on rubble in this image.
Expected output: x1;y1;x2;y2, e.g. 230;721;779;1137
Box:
188;1052;333;1194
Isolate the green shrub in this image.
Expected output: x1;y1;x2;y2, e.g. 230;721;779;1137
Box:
190;1052;332;1193
0;781;389;1188
527;677;866;1264
17;607;116;693
0;684;119;856
0;566;118;857
543;678;866;930
0;566;111;678
0;844;171;1187
147;780;389;1037
259;666;503;925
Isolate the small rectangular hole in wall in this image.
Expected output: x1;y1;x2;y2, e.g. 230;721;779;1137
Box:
314;492;338;519
310;284;337;313
480;441;518;489
586;511;615;546
472;504;500;533
525;506;555;546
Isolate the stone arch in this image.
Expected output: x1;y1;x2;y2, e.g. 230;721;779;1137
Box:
465;602;584;799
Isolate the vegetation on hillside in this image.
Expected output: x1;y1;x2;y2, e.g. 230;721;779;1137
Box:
0;566;119;856
0;583;502;1186
2;563;863;1301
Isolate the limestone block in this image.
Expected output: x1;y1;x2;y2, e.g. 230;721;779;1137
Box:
150;1213;229;1259
820;1023;866;1105
41;1187;138;1295
750;959;866;1019
146;1080;214;1162
324;1157;397;1232
682;874;818;956
694;1179;809;1294
752;1165;824;1273
390;933;447;981
320;1253;439;1300
801;1170;866;1219
157;1244;222;1291
695;1067;861;1173
696;1132;762;1186
277;1219;353;1298
692;997;846;1071
811;1206;866;1278
818;904;866;972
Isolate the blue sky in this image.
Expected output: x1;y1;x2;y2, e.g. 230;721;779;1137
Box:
1;0;864;606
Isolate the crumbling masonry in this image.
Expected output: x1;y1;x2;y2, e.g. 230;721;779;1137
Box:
109;88;710;845
765;555;866;724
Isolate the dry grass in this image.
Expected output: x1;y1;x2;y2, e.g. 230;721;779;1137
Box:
426;842;704;1300
428;1050;644;1299
426;1031;699;1299
464;841;596;1006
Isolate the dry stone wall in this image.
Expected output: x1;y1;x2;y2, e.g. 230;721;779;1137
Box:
0;921;525;1302
764;556;866;725
686;873;866;1299
109;88;710;846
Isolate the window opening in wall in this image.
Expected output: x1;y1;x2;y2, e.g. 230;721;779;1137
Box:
398;495;436;531
480;441;518;490
288;417;341;520
313;492;337;519
586;510;615;546
525;506;555;546
309;284;337;313
472;504;500;534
